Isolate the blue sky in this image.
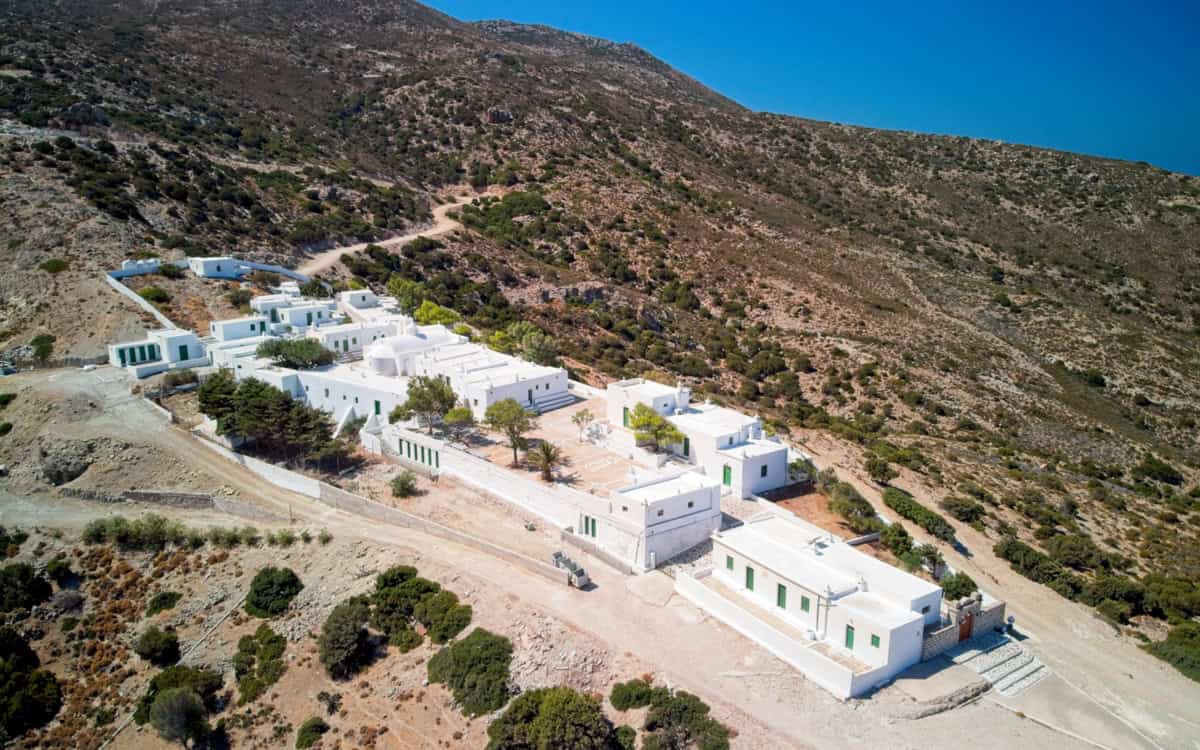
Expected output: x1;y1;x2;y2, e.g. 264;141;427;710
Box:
426;0;1200;175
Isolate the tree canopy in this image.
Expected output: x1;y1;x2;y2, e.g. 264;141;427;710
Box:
485;399;538;466
629;403;684;453
486;686;615;750
257;339;335;369
245;566;304;618
389;375;458;434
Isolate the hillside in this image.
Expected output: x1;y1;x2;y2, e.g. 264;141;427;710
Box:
1;0;1198;640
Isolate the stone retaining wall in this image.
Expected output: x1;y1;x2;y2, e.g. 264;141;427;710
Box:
124;490;214;509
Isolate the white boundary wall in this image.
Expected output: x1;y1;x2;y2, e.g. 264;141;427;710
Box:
104;274;178;329
192;435;322;497
674;570;891;700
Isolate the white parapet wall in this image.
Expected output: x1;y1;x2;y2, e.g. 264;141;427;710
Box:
674;570;891;700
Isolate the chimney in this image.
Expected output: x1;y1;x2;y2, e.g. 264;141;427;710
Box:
675;381;691;412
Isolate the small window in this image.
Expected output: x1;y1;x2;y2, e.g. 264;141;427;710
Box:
921;605;931;614
728;437;734;446
621;505;628;512
776;583;787;609
801;596;810;613
656;509;664;517
745;566;755;591
725;555;734;570
687;500;694;508
760;465;768;478
870;634;881;648
324;388;329;398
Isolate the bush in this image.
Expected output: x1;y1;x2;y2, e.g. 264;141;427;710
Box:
256;339;335;369
234;624;287;705
427;628;513;717
0;393;15;410
162;369;198;388
0;627;62;740
133;666;222;725
939;496;985;523
295;717;330;749
376;565;418;592
370;576;439;636
827;481;883;534
390;627;423;653
615;725;637;750
940;572;978;600
245;567;304;618
0;423;11;437
883;488;956;542
486;686;614;750
139;286;171;303
39;258;68;273
0;525;27;557
610;678;653;710
414;590;472;644
149;687;208;744
0;563;51;612
319;598;371;679
29;334;54;362
44;556;74;586
994;538;1083;599
1144;622;1200;683
880;523;913;556
135;626;181;666
643;689;729;750
391;470;419;498
81;514;190;551
318;529;333;545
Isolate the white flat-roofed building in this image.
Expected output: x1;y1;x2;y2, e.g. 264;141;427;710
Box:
188;256;248;279
606;378;789;498
711;513;941;684
413;341;571;418
249;294;295;323
338;289;379;310
278;301;338;330
607;470;722;568
108;329;209;378
207;335;278;370
307;320;399;356
210;316;270;342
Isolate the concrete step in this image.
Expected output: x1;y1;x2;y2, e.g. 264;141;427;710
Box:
968;641;1024;674
533;392;576;413
980;651;1033;683
945;630;1008;665
994;658;1046;695
998;663;1050;697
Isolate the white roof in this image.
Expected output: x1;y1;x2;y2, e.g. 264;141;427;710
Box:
214;315;267;325
669;403;758;437
610;378;678;402
715;513;940;614
615;470;719;505
717;439;786;460
303;362;408;395
251;294;292;307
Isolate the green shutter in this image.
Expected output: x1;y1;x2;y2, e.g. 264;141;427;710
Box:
722;465;732;486
845;625;855;650
870;634;880;648
179;344;188;361
118;348;127;366
761;464;768;478
745;566;755;591
725;555;733;571
801;596;810;613
777;584;787;609
374;400;381;416
683;436;690;457
623;407;630;427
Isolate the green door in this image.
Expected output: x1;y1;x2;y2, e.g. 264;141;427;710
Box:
178;344;188;361
777;584;787;609
623;406;630;427
683;436;690;457
118;348;127;366
270;308;278;323
722;465;732;486
374;400;381;416
745;566;755;591
343;340;349;353
306;311;313;325
845;625;855;650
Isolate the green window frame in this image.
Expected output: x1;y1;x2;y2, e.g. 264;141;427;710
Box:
870;634;880;648
682;436;690;457
138;345;147;362
178;344;189;361
801;596;810;613
374;400;381;416
745;566;755;591
118;348;127;366
845;625;855;650
622;406;630;427
725;555;734;571
776;584;787;609
722;465;732;486
760;464;768;478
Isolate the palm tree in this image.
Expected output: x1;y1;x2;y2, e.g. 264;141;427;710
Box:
528;441;564;483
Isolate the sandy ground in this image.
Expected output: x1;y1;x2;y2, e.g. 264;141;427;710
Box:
1;367;1197;749
298;188;502;277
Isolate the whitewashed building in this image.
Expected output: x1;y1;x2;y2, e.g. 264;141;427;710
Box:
709;513;942;690
107;329;208;378
606;379;789;498
187;256;248;279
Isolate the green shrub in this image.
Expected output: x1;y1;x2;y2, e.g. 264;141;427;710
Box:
0;526;27;556
643;689;729;750
427;628;512;717
883;488;956;542
370;576;439;636
81;514;190;551
391;470;419;498
827;481;883;534
939;496;985;523
44;556;74;586
29;334;54;362
1144;622;1200;683
486;686;614;750
133;666;222;725
134;626;181;666
319;598;371;679
940;572;978;600
880;523;913;555
139;286;171;303
39;258;68;274
318;529;333;545
0;563;51;612
295;717;330;749
375;565;418;592
245;567;303;618
390;627;423;653
615;725;637;750
0;393;15;410
234;623;287;705
610;678;653;710
0;627;62;739
0;423;12;437
149;687;208;744
256;339;335;369
414;590;471;644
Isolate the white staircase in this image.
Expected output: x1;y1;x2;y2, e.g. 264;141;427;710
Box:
943;633;1050;697
533;391;576;413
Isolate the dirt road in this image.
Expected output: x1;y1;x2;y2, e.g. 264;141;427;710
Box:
297;188;498;277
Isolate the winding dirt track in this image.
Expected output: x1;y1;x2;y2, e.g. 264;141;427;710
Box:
298;188;499;277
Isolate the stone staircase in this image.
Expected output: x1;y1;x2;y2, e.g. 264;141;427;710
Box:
943;632;1050;697
533;391;576;413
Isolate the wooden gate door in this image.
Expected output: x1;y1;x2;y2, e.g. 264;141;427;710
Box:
958;612;974;641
